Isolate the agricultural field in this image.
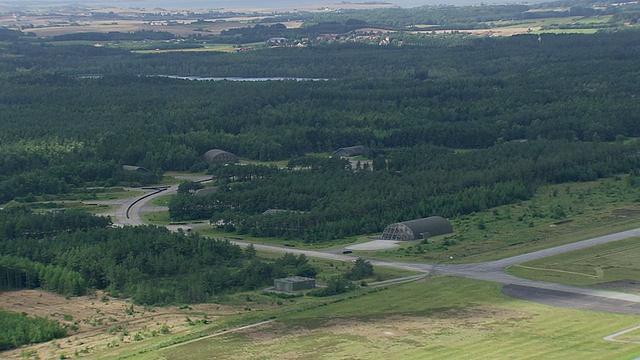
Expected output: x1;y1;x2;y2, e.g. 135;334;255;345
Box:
127;277;640;360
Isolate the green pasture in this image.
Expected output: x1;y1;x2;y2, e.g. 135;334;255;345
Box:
507;236;640;287
128;277;640;360
133;42;264;54
19;200;116;215
64;202;117;215
240;158;290;168
573;15;613;24
193;226;379;251
44;40;97;46
5;187;138;213
409;24;439;29
535;28;600;34
352;176;640;263
141;210;172;224
37;187;143;202
147;194;173;207
160;172;211;185
491;16;580;28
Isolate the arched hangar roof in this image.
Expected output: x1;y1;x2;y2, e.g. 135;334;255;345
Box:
381;216;452;241
203;149;239;163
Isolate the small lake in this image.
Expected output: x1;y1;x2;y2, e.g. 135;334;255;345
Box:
159;75;330;82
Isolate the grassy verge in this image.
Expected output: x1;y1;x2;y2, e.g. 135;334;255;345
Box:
617;328;640;343
193;227;377;251
506;236;640;287
126;277;640;360
352;176;640;263
141;211;172;224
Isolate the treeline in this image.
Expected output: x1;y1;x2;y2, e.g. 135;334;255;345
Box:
0;310;67;351
0;256;86;296
0;155;160;202
0;208;318;304
170;140;640;241
0;27;24;41
0;207;111;239
51;30;175;42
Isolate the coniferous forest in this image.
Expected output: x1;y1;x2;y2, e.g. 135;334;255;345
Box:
1;4;640;310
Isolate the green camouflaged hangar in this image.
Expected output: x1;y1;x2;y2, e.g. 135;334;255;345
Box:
381;216;453;241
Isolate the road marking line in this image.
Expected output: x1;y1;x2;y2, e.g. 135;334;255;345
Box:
603;324;640;343
512;264;599;278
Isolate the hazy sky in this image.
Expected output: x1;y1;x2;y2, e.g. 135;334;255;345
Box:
3;0;531;11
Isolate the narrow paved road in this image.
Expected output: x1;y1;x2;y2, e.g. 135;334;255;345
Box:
110;184;640;313
108;175;212;227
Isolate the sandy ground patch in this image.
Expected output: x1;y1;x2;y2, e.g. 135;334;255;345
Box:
0;290;238;359
225;305;535;359
345;240;400;250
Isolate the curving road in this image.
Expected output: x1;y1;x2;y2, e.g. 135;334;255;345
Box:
106;175;212;228
108;184;640;314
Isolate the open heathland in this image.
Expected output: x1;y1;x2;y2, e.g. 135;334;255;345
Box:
0;290;243;360
128;277;640;360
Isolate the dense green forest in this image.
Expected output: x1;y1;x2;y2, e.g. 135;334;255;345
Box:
0;207;318;304
172;140;639;241
0;29;639;239
0;310;67;351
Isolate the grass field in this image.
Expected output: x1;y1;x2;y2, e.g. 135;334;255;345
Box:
133;44;242;54
141;210;172;224
194;226;381;251
506;236;640;287
125;277;640;360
